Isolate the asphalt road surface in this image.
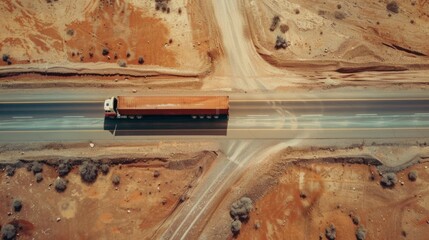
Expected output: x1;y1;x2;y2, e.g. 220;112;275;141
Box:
1;98;429;142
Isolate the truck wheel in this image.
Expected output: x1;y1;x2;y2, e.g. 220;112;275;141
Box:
206;115;212;119
128;116;135;119
191;115;197;119
214;115;219;119
199;115;204;119
136;116;142;119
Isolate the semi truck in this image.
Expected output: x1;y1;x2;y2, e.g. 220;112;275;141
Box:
104;96;229;119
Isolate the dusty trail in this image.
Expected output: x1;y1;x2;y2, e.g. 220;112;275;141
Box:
212;0;294;90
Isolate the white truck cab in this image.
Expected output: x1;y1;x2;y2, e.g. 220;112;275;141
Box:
104;97;117;117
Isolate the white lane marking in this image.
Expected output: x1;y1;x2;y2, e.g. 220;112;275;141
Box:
414;113;429;116
63;116;84;118
301;114;323;117
356;113;378;116
12;116;33;119
247;114;269;117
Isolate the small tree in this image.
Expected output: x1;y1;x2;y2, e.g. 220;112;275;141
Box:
230;197;253;220
100;164;109;175
31;162;43;174
58;161;72;177
5;165;15;177
12;199;22;212
2;54;10;62
112;174;120;185
408;171;417;181
356;226;367;240
386;1;399;13
325;224;336;240
55;177;67;192
280;24;289;33
35;172;43;182
118;60;127;68
1;224;16;240
269;16;280;31
102;48;110;56
138;56;144;64
274;36;287;49
380;172;397;188
231;219;242;235
79;161;98;183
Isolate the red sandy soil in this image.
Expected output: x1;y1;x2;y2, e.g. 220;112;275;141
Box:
237;161;429;239
245;0;429;71
65;0;175;67
0;0;211;76
0;145;218;239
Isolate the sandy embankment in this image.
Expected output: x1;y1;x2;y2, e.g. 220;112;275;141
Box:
244;0;429;72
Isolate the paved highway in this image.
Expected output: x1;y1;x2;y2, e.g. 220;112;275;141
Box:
1;98;429;142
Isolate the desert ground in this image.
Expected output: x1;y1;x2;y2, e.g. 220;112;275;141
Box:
3;142;429;239
1;0;429;239
0;0;428;90
0;142;218;239
0;0;215;79
245;0;429;71
198;144;429;239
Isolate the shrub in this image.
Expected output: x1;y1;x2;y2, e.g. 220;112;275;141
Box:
100;164;109;175
138;56;144;64
2;54;10;62
274;35;287;49
79;161;98;183
58;161;72;177
280;24;289;33
35;172;43;182
230;197;253;220
12;199;22;212
102;48;110;56
126;51;131;58
118;60;127;68
112;174;120;185
352;215;360;225
5;166;15;177
231;219;242;235
356;226;366;240
31;162;43;174
154;170;160;178
334;11;346;20
54;177;67;192
386;1;399;13
254;221;261;229
155;0;169;12
269;16;280;31
66;29;74;36
26;163;33;172
325;224;336;240
1;224;16;240
408;171;417;181
380;172;397;187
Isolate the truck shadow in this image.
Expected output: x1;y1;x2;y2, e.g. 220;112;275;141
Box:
103;115;228;136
